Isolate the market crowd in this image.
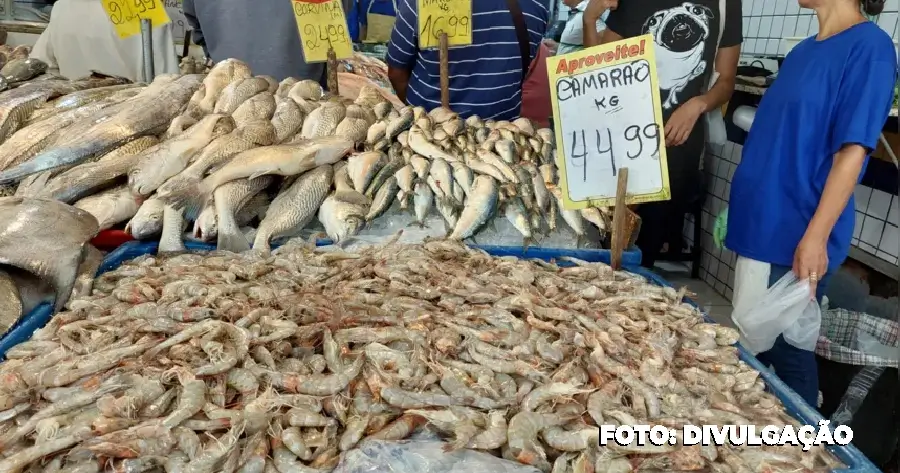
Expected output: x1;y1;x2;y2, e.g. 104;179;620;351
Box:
26;0;898;433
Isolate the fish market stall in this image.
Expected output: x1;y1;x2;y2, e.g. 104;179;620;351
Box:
0;237;869;472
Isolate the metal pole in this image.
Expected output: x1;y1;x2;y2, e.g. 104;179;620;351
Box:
140;19;155;82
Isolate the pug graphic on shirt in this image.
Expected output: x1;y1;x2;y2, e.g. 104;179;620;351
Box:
642;2;714;109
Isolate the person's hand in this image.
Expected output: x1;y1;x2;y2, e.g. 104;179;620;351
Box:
793;233;828;298
664;97;705;146
584;0;618;22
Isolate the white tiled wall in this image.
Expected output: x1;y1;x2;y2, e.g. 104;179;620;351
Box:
685;2;900;301
741;0;899;56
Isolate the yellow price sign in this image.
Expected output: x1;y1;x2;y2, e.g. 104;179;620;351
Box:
102;0;171;39
547;35;671;210
291;0;353;64
417;0;472;50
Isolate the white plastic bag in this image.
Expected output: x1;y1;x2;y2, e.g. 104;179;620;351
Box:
783;296;822;352
732;272;818;354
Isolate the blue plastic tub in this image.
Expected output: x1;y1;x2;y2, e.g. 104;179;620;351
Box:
624;265;880;473
2;241;640;359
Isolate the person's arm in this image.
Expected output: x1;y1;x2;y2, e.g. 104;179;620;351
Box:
582;0;618;47
182;0;209;57
793;49;897;284
694;45;739;113
385;0;417;104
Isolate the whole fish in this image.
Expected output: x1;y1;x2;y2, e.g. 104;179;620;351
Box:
504;197;534;248
513;166;536;211
0;269;21;334
428;157;458;206
394;164;415;194
156;121;276;202
476;149;519;183
408;127;458;163
451;162;474;197
373;102;393;120
28;86;142;125
192;202;218;241
428;107;458;124
301;102;346;139
214;77;269;114
0;197;99;312
365;176;398;222
259;75;278;93
129;114;235;196
271;98;304;144
214;176;276;252
345;104;376;125
346;151;387;194
254;166;333;251
385;108;413;140
450;175;499;241
442;117;465;137
0;74;203;184
73;185;141;231
334;117;369;143
364;157;405;198
411;181;433;228
525;164;550;212
125;197;165;239
318;193;368;245
1;58;48;83
232;92;276;127
169;136;353;216
366;121;387;145
495;139;518;164
158;205;187;253
464;156;507;183
551;188;586;246
38;152;142;204
410;155;431;180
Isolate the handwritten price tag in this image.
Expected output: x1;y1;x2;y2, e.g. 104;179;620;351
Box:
547;35;671;210
102;0;171;39
417;0;472;49
291;0;353;64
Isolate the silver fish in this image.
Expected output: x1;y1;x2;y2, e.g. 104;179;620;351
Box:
580;207;610;236
192;201;218;242
129;114;235;196
345;104;377;125
0;197;99;312
394;164;415;193
408;127;458;163
213;76;269;114
366;121;387;145
276;77;299;99
551;188;586;244
334;117;369;143
254;166;333;251
476;149;519;183
495;139;518;164
450;175;499;241
365;157;405;198
197;58;252;113
347;151;387;194
365;176;398;222
386;108;414;141
125;197;165;239
289;80;324;102
271;98;304;144
373;102;393;120
0;74;203;184
259;75;279;94
410;155;431;180
73;185;141;231
318;193;368;245
505;197;533;248
301;102;346;139
428;157;457;207
450;162;474;197
427;107;459;124
411;181;433;228
216;176;277;252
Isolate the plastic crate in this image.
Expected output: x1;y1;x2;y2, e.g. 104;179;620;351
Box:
624;265;880;473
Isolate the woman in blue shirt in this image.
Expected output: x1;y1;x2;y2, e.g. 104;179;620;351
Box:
726;0;896;407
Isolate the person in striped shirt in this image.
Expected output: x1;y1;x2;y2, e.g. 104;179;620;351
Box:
386;0;550;120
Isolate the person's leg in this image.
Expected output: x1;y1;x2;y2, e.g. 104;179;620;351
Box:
635;201;667;268
757;264;821;407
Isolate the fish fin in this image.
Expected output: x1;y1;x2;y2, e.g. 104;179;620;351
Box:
218;228;252;253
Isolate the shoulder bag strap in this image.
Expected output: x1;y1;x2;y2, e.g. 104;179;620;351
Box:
505;0;532;81
717;0;726;48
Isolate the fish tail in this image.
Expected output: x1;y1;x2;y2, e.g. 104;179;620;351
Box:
219;227;252;253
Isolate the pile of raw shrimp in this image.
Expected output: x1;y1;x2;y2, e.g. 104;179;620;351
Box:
0;238;842;473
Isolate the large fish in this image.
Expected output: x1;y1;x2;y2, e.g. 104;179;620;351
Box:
166;136;353;217
318;193;368;245
254;165;333;251
450;175;499;241
232;92;276;127
300;102;346;139
214;77;270;114
0;197;99;312
408;126;458;162
36;137;159;204
28;83;143;123
214;176;275;252
196;58;252;114
128;114;235;196
0;74;203;184
346;151;386;194
125;197;165;239
1;58;47;84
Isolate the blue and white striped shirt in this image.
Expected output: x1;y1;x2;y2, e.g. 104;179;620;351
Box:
386;0;549;120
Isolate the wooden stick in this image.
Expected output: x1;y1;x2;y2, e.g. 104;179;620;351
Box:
439;33;450;109
326;47;339;96
610;168;629;270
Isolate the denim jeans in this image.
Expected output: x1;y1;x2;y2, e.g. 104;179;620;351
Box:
754;265;829;408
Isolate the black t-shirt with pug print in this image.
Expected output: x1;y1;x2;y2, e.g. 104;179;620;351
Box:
605;0;742;181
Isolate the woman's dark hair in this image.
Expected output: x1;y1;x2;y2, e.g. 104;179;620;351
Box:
861;0;885;16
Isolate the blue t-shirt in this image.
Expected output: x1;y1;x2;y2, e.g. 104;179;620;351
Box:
727;22;897;272
386;0;548;120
